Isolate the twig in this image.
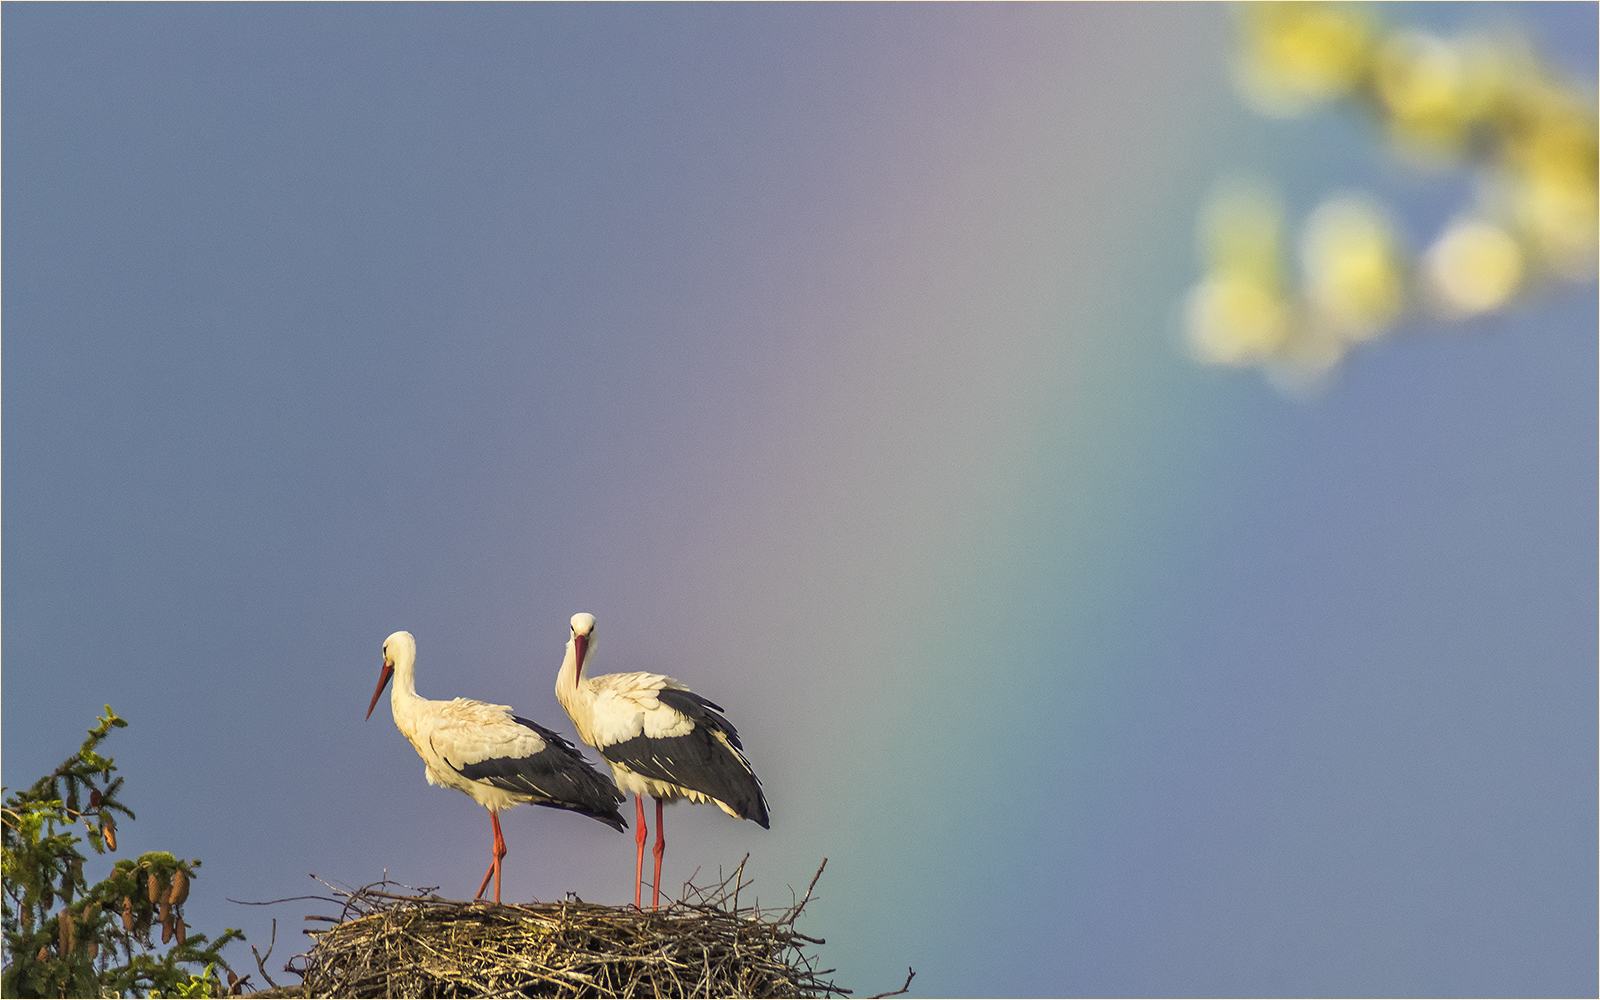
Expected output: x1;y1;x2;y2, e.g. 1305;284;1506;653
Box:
733;853;748;913
226;894;337;907
800;858;827;908
251;917;280;989
867;967;916;998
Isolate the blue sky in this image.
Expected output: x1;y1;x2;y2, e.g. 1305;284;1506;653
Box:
5;5;1595;996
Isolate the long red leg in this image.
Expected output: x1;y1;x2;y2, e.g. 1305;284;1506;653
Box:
492;812;507;904
633;795;648;909
467;806;505;902
651;797;666;910
475;811;508;904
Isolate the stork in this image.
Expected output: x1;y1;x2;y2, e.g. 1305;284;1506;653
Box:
555;613;769;909
366;630;626;904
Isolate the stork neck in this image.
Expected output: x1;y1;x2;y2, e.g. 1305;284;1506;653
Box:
553;637;598;748
389;651;420;708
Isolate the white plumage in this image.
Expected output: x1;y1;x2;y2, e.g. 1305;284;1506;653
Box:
366;630;625;904
555;613;768;909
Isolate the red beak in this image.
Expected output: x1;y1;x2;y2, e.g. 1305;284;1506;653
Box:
574;633;588;677
366;661;394;720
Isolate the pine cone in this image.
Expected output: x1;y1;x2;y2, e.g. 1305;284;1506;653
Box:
36;946;49;963
169;869;190;905
88;939;99;962
161;909;174;944
175;918;186;946
148;872;162;905
122;897;135;932
59;907;73;955
159;899;172;928
103;820;117;852
89;789;102;809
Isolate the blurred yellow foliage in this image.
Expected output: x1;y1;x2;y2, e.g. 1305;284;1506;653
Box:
1425;218;1523;315
1187;2;1597;389
1500;91;1599;277
1200;182;1287;281
1186;183;1292;366
1186;274;1292;366
1375;31;1495;161
1234;2;1373;116
1300;196;1405;340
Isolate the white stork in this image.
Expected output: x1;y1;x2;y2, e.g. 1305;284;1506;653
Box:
365;630;626;904
555;613;769;909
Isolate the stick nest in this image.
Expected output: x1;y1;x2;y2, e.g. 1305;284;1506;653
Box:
283;860;850;999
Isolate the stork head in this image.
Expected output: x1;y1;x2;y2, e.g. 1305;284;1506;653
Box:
569;613;596;678
367;630;416;720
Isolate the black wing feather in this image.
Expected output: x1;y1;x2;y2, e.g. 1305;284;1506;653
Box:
453;717;627;830
602;689;769;828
